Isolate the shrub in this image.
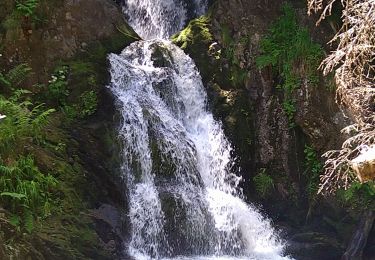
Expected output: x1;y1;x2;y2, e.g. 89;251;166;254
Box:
47;66;69;105
80;90;97;117
253;169;274;198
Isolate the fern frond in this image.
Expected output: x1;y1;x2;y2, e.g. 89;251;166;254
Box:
23;209;34;233
6;63;32;87
0;72;11;88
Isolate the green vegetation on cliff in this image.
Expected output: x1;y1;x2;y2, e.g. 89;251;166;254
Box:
0;64;58;232
257;3;323;126
253;168;274;198
304;145;323;199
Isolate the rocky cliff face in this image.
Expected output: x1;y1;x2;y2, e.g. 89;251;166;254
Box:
173;0;374;259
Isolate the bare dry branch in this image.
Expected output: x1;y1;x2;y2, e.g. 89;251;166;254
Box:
307;0;375;194
319;124;375;194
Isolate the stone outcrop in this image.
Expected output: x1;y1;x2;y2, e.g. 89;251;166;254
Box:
1;0;135;82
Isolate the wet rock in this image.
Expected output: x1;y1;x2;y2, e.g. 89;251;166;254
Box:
158;187;215;256
150;43;175;68
91;204;125;257
286;232;344;260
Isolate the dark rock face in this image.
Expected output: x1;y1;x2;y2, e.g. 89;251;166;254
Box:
2;0;129;83
71;89;129;259
286;232;343;260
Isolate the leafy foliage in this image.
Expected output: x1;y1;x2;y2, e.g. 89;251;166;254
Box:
0;63;55;154
0;63;32;89
253;168;274;198
0;95;55;154
0;64;57;232
16;0;39;18
256;3;322;126
1;0;40;36
7;63;33;87
80;90;98;117
0;156;57;232
47;63;100;119
47;66;69;105
336;181;375;210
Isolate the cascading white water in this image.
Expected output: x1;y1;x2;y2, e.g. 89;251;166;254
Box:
110;1;293;259
121;0;208;39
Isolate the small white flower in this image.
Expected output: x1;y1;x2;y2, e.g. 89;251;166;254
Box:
0;114;6;120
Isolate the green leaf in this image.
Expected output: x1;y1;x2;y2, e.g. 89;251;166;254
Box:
24;210;34;233
9;214;21;228
1;192;27;199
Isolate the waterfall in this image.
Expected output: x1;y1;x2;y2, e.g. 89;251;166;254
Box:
109;1;292;259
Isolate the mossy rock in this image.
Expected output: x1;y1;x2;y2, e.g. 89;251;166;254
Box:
172;15;215;84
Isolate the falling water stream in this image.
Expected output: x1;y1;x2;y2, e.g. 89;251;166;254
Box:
109;1;292;259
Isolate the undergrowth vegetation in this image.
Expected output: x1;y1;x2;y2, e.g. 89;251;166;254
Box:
257;3;323;126
0;64;58;232
1;0;42;37
337;181;375;210
45;63;98;119
0;156;57;233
